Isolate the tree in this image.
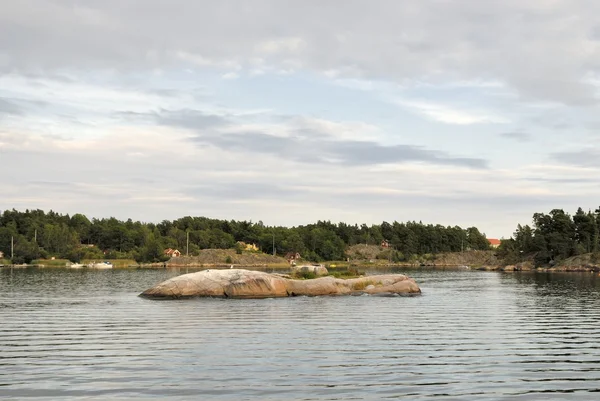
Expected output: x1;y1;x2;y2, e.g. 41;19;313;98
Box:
466;227;490;250
573;208;595;254
13;236;40;264
70;213;91;244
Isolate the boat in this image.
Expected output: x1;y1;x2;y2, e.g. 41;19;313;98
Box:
88;261;114;269
68;263;85;269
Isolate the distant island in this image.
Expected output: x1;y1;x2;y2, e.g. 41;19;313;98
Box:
1;207;599;272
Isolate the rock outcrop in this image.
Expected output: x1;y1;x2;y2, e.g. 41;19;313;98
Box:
140;269;421;299
290;264;329;277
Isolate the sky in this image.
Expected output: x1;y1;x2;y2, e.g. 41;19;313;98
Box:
1;0;600;239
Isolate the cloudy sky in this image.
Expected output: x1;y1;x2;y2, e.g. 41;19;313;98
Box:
1;0;599;238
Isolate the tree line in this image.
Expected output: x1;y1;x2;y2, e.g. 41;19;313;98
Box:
0;209;490;264
498;207;600;265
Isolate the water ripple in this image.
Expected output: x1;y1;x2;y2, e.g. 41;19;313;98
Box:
2;268;600;400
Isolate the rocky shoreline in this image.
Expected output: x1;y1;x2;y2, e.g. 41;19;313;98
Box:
474;264;600;273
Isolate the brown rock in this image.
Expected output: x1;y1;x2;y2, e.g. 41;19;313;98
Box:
140;269;421;299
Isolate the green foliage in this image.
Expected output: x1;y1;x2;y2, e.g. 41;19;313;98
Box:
408;254;421;266
502;207;600;267
329;267;363;278
293;271;316;280
225;255;233;264
13;236;40;264
391;251;404;262
0;208;498;264
376;249;391;259
11;255;25;265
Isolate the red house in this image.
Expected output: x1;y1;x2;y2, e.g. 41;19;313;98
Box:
164;248;182;257
487;239;501;248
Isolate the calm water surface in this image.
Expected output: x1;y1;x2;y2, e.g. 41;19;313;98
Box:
2;267;600;400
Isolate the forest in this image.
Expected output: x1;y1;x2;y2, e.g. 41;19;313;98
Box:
0;209;491;264
498;207;600;265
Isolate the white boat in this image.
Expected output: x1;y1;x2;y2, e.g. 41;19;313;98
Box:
88;261;113;269
68;263;85;269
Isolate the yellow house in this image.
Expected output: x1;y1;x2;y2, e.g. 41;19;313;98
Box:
237;242;259;252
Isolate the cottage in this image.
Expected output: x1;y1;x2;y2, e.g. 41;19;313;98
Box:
487;238;501;248
285;252;302;265
0;251;4;259
164;248;182;258
381;240;390;248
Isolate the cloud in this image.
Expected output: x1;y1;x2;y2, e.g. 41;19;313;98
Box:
256;37;306;54
521;176;598;184
1;1;599;105
221;72;240;80
1;127;598;239
550;148;600;168
500;132;532;142
395;99;508;125
0;98;22;116
151;108;489;168
156;109;230;130
1;0;598;240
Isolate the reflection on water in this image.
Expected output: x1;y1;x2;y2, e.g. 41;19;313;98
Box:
2;267;600;400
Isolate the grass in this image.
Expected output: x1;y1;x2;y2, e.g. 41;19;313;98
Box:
0;259;10;265
328;267;364;279
352;280;376;291
292;271;317;280
325;261;351;268
32;259;71;267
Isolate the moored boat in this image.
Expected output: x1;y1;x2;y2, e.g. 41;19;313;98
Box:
88;261;113;269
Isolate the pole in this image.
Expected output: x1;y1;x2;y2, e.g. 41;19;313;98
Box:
11;236;14;259
34;229;37;243
186;231;189;257
272;232;275;256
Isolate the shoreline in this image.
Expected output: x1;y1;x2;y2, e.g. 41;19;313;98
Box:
3;261;600;274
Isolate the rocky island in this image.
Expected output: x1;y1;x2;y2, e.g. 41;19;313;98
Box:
140;269;421;299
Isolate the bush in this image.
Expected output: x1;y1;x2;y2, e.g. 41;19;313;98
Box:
235;243;243;255
329;268;363;279
293;271;316;280
392;251;405;262
225;255;233;264
376;249;391;260
305;251;322;262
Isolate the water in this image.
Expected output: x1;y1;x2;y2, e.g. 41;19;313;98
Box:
2;267;600;400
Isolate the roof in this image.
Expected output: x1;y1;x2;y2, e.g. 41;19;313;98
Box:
487;238;501;246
